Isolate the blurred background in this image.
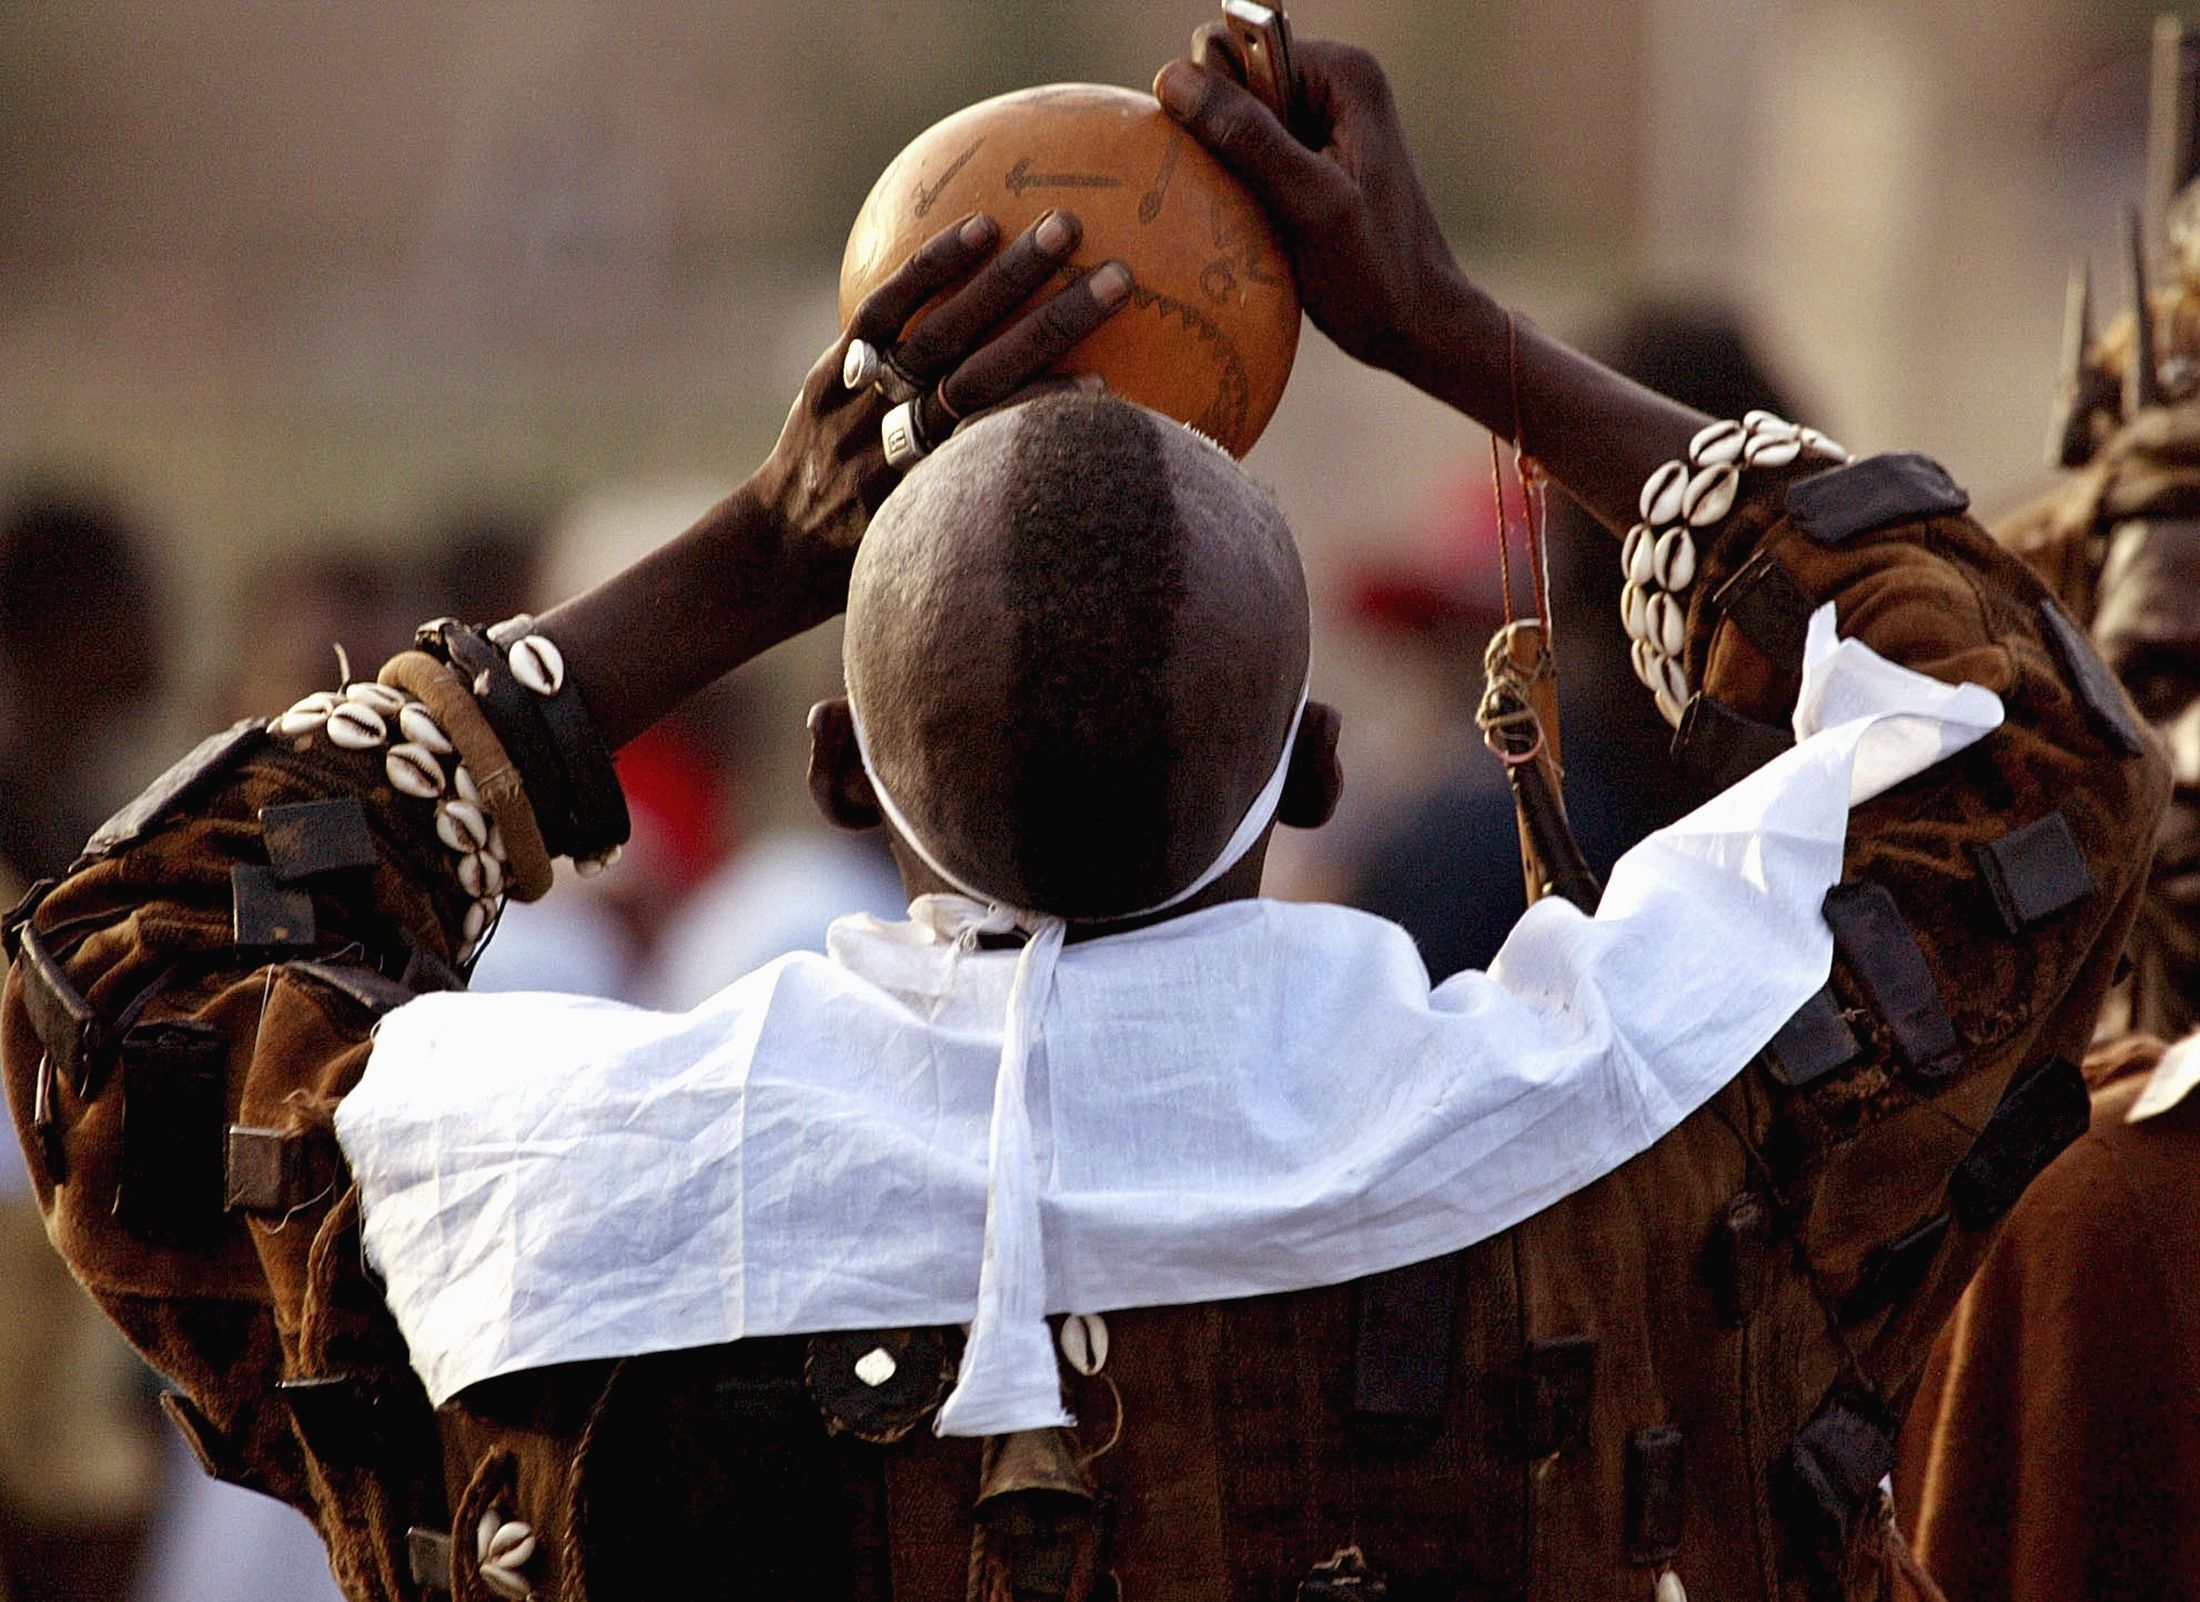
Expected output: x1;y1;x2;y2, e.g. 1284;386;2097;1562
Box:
0;0;2175;1596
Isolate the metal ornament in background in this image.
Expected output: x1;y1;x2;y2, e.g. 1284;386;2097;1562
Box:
2051;14;2200;467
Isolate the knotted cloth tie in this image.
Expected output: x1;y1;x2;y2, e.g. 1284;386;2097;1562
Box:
848;686;1310;1435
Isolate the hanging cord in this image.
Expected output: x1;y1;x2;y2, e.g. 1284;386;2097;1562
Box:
1478;308;1560;770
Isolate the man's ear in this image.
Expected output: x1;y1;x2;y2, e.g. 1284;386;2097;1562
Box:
1279;700;1343;828
807;698;883;831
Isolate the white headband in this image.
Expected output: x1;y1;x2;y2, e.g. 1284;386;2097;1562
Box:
844;678;1310;1435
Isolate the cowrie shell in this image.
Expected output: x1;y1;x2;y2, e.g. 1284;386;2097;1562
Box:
1744;434;1804;469
854;1346;898;1387
1058;1313;1110;1376
274;691;340;738
1655;686;1686;728
1622;523;1654;587
451;764;480;805
1656;1570;1688;1602
398;704;452;754
325;702;387;750
1653;527;1697;591
508;635;564;698
1657;652;1689;707
460;899;492;947
1650;591;1687;658
483;1522;534;1567
1621;581;1651;641
437;799;490;853
345;681;407;717
1640;460;1689;526
1682;462;1740;527
575;843;623;878
457;850;504;899
486;823;507;862
1631;636;1663;691
385;743;445;799
1742;408;1787;435
1688;418;1745;467
1800;428;1849;462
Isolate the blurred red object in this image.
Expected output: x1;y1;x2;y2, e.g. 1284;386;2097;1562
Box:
1344;456;1520;639
612;723;730;893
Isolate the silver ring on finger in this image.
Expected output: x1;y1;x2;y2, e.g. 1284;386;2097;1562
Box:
842;338;884;392
875;349;927;405
881;400;933;471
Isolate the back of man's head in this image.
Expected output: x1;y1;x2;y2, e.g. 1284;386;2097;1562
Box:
845;393;1309;920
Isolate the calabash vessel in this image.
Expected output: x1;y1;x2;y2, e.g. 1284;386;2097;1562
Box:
840;83;1301;457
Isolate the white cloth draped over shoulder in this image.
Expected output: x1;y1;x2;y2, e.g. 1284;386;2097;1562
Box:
337;606;2003;1433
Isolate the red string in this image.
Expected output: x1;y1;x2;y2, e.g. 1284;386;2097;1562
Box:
1488;309;1553;643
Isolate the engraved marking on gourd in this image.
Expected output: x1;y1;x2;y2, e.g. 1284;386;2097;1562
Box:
1004;156;1123;197
1048;260;1254;449
1138;130;1184;223
913;137;984;219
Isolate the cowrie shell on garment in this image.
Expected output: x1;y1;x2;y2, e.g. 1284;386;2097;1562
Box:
344;681;407;718
1800;428;1849;462
574;843;624;879
1742;409;1788;435
1631;636;1663;692
325;703;387;750
1640;460;1689;526
1650;590;1687;658
1688;418;1746;467
1656;1570;1688;1602
1622;523;1655;587
385;743;445;800
1656;652;1689;707
486;823;507;862
1654;686;1686;728
474;1511;534;1601
436;799;490;853
451;764;480;805
854;1346;899;1388
1682;462;1740;528
483;1524;535;1570
1744;434;1804;469
397;704;453;754
460;899;492;948
1653;527;1696;591
507;635;564;698
1621;581;1652;641
457;850;504;900
1058;1313;1110;1376
273;691;340;738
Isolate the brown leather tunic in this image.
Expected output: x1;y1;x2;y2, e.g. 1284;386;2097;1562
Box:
1;459;2167;1602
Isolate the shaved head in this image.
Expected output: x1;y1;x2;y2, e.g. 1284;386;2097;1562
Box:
844;394;1309;919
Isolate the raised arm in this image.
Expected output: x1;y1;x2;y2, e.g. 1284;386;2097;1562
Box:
1155;35;1706;529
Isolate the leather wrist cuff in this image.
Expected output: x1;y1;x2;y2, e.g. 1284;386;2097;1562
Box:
422;619;628;866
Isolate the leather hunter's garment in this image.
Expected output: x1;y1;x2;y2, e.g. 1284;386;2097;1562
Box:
0;456;2169;1602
